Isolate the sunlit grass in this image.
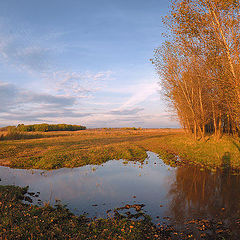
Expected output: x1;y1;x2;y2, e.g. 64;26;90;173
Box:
0;128;239;170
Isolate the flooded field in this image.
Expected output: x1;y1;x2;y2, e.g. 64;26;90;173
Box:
1;151;240;233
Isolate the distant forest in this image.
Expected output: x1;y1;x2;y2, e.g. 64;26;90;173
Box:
153;0;240;140
2;124;86;132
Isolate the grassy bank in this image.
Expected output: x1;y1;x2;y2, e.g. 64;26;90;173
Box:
0;185;233;239
0;129;239;170
0;185;172;240
138;133;240;171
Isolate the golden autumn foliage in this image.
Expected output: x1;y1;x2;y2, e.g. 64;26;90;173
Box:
154;0;240;140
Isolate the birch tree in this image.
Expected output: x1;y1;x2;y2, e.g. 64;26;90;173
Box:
154;0;240;139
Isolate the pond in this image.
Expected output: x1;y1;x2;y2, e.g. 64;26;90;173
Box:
1;151;240;231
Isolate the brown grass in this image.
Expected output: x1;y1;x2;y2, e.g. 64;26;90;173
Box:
0;128;239;170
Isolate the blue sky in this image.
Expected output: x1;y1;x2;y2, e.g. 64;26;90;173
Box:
0;0;179;128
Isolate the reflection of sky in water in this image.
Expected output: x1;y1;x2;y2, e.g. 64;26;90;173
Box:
1;151;240;226
0;152;173;220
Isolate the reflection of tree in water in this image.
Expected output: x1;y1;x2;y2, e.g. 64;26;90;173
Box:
167;157;240;232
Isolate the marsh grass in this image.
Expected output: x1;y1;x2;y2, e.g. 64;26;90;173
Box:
139;133;240;170
0;128;239;170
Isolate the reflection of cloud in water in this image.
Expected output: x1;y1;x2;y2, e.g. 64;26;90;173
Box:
0;152;174;219
2;151;240;228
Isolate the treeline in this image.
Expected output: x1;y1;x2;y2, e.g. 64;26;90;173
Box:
5;124;86;132
153;0;240;140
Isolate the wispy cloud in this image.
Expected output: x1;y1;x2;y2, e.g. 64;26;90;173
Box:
119;82;160;109
0;81;93;122
0;14;176;128
109;107;144;115
45;70;113;98
0;25;52;73
0;81;75;110
0;80;178;128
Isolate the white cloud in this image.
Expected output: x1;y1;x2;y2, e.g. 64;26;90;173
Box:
109;107;144;115
44;70;114;98
103;81;161;115
0;19;177;128
0;81;93;123
0;27;51;73
119;82;160;109
0;79;178;127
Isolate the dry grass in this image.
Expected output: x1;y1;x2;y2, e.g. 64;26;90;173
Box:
0;128;239;170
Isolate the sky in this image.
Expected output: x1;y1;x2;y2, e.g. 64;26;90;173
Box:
0;0;179;128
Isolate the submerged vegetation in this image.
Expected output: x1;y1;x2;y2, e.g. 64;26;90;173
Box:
0;185;237;239
0;129;239;171
0;185;168;240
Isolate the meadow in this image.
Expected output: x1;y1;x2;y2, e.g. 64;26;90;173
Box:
1;128;240;239
0;128;239;171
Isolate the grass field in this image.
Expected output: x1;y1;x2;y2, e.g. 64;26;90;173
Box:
0;128;240;170
1;130;240;239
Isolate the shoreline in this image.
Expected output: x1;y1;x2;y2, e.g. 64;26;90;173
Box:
0;185;237;239
0;129;239;171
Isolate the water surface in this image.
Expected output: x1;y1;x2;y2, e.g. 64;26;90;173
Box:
1;151;240;229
